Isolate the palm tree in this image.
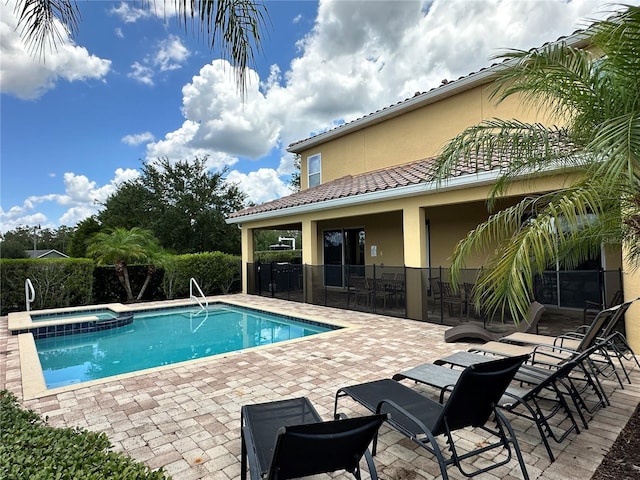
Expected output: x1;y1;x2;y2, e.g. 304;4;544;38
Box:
13;0;267;97
87;227;162;302
433;6;640;322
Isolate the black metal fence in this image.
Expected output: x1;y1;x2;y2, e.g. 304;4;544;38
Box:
248;262;623;324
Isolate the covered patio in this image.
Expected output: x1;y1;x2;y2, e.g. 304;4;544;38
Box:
2;294;638;479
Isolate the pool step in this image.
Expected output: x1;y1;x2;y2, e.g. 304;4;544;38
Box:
95;313;134;331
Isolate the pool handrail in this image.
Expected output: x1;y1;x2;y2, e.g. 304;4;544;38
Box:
25;278;35;312
189;277;208;310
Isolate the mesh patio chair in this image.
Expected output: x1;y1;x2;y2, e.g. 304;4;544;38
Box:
334;355;530;480
444;301;545;343
502;299;638;385
437;280;466;317
241;397;387;480
348;276;371;307
583;290;623;323
393;354;589;462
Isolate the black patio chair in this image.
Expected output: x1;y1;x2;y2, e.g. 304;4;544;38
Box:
393;353;589;462
471;304;625;390
438;280;466;317
241;396;387;480
583;289;623;323
334;355;530;480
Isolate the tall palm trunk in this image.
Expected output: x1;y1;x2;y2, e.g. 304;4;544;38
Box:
136;265;157;301
115;260;134;301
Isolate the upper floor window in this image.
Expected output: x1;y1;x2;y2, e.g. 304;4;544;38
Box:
308;154;321;188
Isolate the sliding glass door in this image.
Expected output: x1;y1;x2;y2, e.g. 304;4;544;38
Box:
323;228;365;287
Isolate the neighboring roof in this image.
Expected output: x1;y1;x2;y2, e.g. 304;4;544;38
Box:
287;30;590;154
26;249;69;259
228;156;503;223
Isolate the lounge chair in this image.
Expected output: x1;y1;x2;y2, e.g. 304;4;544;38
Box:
469;305;625;392
437;280;466;317
444;301;545;343
433;348;610;421
240;396;387;480
584;289;623;322
334;355;531;480
393;355;583;462
502;299;638;384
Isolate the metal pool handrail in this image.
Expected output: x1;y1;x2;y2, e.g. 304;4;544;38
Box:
25;278;35;311
189;277;208;310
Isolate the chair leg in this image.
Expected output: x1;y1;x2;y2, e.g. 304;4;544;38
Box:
495;409;530;480
424;429;450;480
363;448;378;480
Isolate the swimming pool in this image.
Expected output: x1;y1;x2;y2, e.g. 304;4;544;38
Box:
34;303;340;389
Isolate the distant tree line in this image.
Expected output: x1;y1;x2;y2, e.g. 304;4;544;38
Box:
1;156;247;259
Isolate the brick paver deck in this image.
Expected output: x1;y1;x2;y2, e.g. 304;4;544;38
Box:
1;294;638;479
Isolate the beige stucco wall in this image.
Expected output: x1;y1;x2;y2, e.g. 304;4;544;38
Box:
298;84;554;189
622;247;640;352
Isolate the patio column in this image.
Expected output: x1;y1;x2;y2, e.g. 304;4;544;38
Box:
241;225;255;294
403;206;428;320
622;250;640;352
302;219;319;303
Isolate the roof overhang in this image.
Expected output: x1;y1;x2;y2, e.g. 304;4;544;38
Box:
227;169;504;225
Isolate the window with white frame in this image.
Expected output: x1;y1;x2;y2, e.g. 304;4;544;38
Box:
308;154;321;188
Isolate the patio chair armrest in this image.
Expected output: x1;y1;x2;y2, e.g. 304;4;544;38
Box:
438;384;456;404
583;300;602;310
530;344;575;364
375;399;432;439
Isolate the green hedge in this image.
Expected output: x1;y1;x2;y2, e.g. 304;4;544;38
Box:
0;259;94;316
0;253;242;315
0;390;169;480
161;252;241;299
254;250;302;264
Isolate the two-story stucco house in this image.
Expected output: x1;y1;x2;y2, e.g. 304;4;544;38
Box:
227;28;638;348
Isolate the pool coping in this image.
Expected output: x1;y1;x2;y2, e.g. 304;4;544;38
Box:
17;297;354;401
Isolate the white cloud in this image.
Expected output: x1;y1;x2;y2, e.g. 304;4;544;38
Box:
115;27;124;39
128;61;155;86
128;35;190;86
110;1;179;24
0;0;111;99
149;0;619;208
226;169;292;205
122;132;156;146
146;59;283;160
155;35;190;71
110;2;155;23
0;168;139;232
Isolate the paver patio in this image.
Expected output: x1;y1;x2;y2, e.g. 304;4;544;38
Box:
1;294;638;479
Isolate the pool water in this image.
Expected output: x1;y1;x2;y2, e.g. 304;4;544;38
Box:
35;304;337;389
32;309;118;322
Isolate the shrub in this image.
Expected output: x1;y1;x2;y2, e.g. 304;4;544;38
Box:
0;390;169;480
161;252;241;299
254;250;302;264
0;259;94;315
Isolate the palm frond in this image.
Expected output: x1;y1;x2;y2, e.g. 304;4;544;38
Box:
592;5;640;81
588;113;640;185
458;187;615;322
173;0;268;98
435;120;584;202
489;44;596;123
14;0;80;58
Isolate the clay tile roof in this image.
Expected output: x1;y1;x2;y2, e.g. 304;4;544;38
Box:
228;156;488;220
228;135;579;220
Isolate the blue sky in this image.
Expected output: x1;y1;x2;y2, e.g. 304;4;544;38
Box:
0;0;625;233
